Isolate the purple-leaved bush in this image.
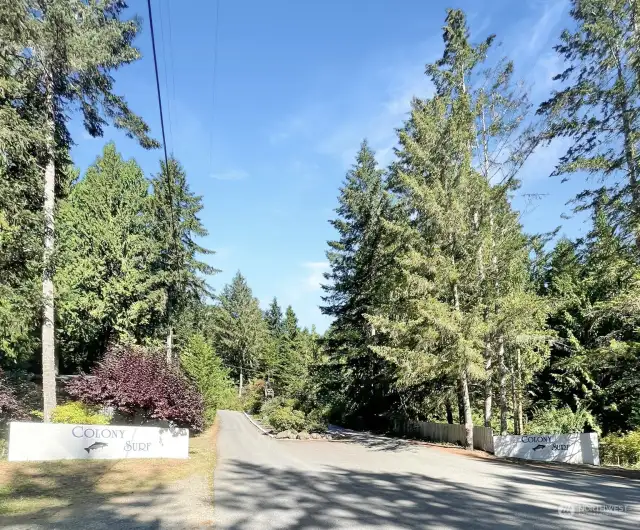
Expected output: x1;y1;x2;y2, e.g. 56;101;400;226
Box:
0;368;26;422
66;344;204;432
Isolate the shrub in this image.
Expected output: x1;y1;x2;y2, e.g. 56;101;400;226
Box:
305;407;329;432
241;379;266;414
0;438;7;460
181;334;239;425
66;344;205;432
525;405;600;435
0;368;26;422
51;401;110;425
601;431;640;468
260;397;296;422
268;406;306;433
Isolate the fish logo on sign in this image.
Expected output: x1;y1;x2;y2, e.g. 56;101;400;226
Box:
85;442;108;454
532;444;546;451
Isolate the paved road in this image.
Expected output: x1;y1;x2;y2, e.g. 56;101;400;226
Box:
214;410;640;529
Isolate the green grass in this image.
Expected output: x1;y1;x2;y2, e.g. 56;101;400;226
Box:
0;421;217;518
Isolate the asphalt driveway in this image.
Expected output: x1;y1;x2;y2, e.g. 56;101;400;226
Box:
214;410;640;529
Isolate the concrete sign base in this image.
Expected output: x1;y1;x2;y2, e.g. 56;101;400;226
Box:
8;422;189;461
493;433;600;465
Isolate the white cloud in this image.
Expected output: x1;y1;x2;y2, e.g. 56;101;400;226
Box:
210;169;248;181
512;0;567;60
303;261;329;292
269;40;437;170
316;58;435;169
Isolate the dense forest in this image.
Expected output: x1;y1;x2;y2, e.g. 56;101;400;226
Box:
1;0;639;464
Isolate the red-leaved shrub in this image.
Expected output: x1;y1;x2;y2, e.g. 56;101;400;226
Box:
66;344;204;432
0;368;26;422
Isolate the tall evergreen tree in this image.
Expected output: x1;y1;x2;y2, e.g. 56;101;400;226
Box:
538;0;640;251
321;140;399;427
55;144;164;371
364;10;544;448
5;0;158;420
213;271;271;394
0;1;47;366
150;157;217;362
264;297;284;337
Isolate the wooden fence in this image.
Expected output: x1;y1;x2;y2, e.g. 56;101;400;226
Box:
393;420;494;453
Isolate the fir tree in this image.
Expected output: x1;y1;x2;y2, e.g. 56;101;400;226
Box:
264;297;284;337
538;0;640;251
150;157;217;363
213;271;271;394
369;10;497;448
321;140;399;427
3;0;158;420
55;144;164;371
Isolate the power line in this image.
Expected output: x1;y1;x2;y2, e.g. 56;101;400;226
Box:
166;0;177;153
158;0;174;153
209;0;220;175
146;0;169;171
147;0;179;345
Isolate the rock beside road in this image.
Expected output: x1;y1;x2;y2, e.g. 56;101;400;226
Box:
273;429;333;440
275;430;292;439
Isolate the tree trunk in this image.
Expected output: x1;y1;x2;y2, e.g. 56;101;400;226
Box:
238;366;244;397
166;326;173;364
446;396;454;424
460;368;474;450
457;380;465;425
516;348;524;435
484;345;492;427
41;84;56;423
511;364;518;435
497;336;508;435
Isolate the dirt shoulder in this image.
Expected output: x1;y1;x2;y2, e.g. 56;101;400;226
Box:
0;420;218;529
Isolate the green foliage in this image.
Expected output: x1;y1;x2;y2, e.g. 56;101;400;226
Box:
181;333;239;424
149;158;217;343
268;306;315;398
268;405;307;433
538;0;640;247
264;298;284;337
51;402;110;425
601;431;640;468
525;405;600;435
213;272;272;383
56;144;165;370
241;379;266;414
321;140;400;427
0;0;156;369
304;407;329;432
259;396;295;422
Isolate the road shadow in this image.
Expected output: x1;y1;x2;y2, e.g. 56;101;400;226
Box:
327;426;415;452
215;458;640;529
0;460;212;529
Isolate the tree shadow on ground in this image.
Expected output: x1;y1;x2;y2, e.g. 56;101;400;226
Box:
215;457;640;529
0;460;213;529
327;426;415;452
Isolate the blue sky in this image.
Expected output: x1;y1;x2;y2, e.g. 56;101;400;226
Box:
70;0;585;332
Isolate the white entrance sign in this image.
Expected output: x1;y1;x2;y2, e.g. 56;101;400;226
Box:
493;433;600;465
8;422;189;462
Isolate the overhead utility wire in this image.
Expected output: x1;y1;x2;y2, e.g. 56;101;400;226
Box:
147;0;179;341
146;0;170;173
